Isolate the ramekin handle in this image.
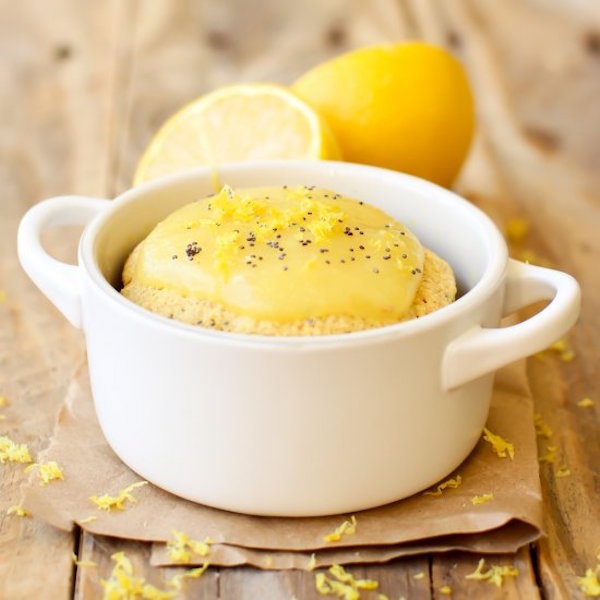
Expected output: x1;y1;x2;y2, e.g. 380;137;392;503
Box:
17;196;110;329
441;258;581;391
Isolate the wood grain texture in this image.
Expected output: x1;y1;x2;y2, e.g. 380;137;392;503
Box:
2;0;600;598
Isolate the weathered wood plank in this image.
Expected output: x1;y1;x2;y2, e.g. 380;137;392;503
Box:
431;548;540;599
0;1;127;598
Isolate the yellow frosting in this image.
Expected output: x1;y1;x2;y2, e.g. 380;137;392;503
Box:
133;185;424;323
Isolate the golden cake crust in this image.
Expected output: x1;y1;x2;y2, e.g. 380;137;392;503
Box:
122;244;456;336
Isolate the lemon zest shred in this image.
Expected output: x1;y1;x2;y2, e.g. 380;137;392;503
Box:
0;290;6;303
471;493;494;505
323;515;357;543
80;515;98;524
506;218;530;243
167;563;210;591
315;565;379;599
101;551;176;599
307;553;317;571
423;475;462;496
7;505;29;517
90;481;148;511
482;427;515;460
539;446;557;465
166;529;213;564
534;413;553;438
466;558;519;587
25;460;64;485
377;595;389;600
577;397;594;409
413;571;425;580
578;567;600;597
546;338;575;362
264;555;273;567
71;552;97;568
440;585;452;595
0;395;7;407
556;465;571;478
0;435;33;464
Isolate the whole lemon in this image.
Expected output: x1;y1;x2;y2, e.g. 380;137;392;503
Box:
292;42;475;187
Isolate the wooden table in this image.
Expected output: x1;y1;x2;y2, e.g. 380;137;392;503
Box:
2;1;599;597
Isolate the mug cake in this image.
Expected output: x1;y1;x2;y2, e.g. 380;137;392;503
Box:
121;185;456;335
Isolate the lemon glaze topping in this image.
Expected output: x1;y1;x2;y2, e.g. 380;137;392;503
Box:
134;185;424;323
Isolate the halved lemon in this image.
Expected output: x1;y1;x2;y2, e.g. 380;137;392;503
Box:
133;83;341;185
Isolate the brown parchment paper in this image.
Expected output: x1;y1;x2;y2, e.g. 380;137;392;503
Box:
22;359;543;568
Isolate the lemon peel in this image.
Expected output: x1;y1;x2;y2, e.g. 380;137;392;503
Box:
423;475;462;496
0;435;33;464
25;460;64;485
539;446;557;465
542;338;575;362
578;567;600;597
578;398;594;409
466;558;519;587
7;505;29;517
534;413;553;438
324;516;357;543
72;552;97;568
315;564;379;599
482;427;515;460
90;481;148;511
101;551;176;600
166;530;213;564
440;585;452;595
556;465;571;478
167;563;210;591
471;493;494;505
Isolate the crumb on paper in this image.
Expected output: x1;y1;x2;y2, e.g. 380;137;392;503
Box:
482;427;515;460
167;563;210;591
423;475;462;496
413;571;425;580
307;553;317;571
577;567;600;597
25;461;64;485
556;465;571;478
471;493;494;505
506;218;530;243
534;413;553;438
7;505;29;517
79;515;98;525
323;515;357;543
90;481;148;511
440;585;452;595
315;564;379;599
101;551;177;599
166;530;213;564
0;435;33;464
577;398;594;409
71;552;97;568
466;558;519;587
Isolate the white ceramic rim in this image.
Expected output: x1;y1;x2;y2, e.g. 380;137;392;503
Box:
80;160;508;348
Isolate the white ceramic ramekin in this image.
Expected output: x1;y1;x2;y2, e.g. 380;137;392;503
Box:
18;161;580;517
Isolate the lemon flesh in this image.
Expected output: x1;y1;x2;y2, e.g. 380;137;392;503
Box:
134;84;341;185
292;42;475;187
